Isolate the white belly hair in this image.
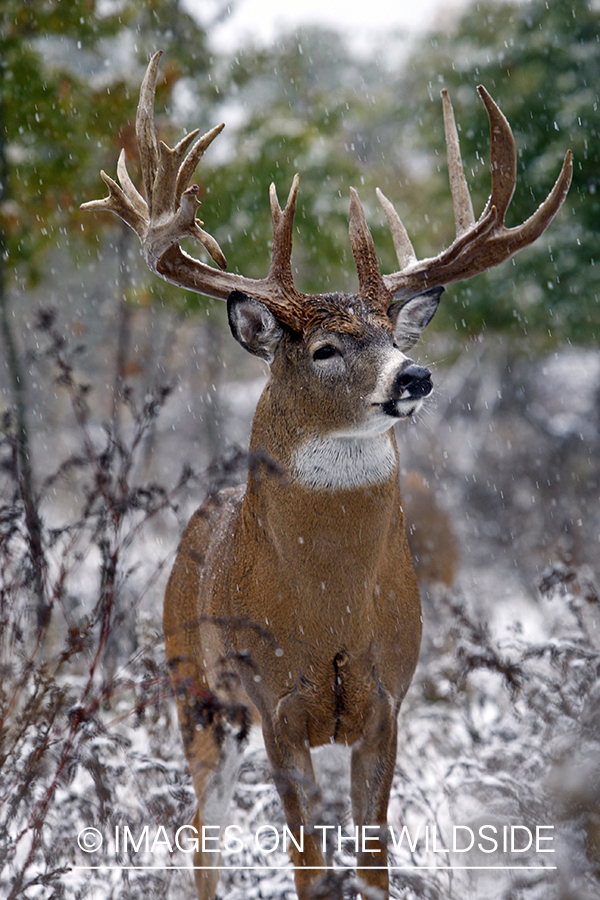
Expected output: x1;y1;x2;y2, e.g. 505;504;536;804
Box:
291;433;396;490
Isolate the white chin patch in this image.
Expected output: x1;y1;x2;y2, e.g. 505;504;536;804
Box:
290;433;397;490
394;397;424;418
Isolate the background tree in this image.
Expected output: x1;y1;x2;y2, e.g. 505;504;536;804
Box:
1;0;124;614
0;0;223;614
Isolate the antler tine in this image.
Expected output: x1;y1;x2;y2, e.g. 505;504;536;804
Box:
513;149;573;244
136;50;162;212
80;162;148;235
175;123;225;205
259;175;315;331
441;89;476;236
116;149;147;222
349;188;390;306
268;174;300;289
153;128;200;215
381;86;572;301
477;85;517;222
375;187;417;270
152;124;224;219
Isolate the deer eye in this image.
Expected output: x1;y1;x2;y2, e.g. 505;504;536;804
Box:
312;345;340;361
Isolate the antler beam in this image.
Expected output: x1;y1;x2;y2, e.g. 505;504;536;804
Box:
377;86;573;301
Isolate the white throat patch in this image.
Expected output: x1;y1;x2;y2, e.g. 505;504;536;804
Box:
291;434;397;490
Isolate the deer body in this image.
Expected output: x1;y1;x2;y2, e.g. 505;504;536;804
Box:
82;52;571;900
164;290;431;898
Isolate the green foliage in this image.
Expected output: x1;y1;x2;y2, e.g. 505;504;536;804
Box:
1;1;118;284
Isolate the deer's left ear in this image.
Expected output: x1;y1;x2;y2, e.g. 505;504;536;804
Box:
227;291;283;362
389;287;444;351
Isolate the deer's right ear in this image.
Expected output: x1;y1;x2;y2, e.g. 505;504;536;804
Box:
389;287;444;351
227;291;283;362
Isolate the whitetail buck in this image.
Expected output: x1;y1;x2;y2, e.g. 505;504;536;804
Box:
83;52;571;900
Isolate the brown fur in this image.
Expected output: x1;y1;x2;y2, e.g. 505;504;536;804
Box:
164;319;424;900
402;470;458;588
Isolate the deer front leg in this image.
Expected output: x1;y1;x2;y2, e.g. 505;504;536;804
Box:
172;677;248;900
262;705;326;900
164;495;252;898
350;697;398;900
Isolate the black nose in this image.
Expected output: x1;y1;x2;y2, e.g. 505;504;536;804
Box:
394;364;432;398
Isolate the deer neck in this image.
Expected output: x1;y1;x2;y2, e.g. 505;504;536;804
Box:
248;378;399;491
243;386;403;585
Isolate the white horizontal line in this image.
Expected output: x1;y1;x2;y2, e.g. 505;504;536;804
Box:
73;865;557;871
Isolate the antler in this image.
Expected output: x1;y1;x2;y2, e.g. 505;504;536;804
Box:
376;86;572;301
81;51;308;332
83;54;572;330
